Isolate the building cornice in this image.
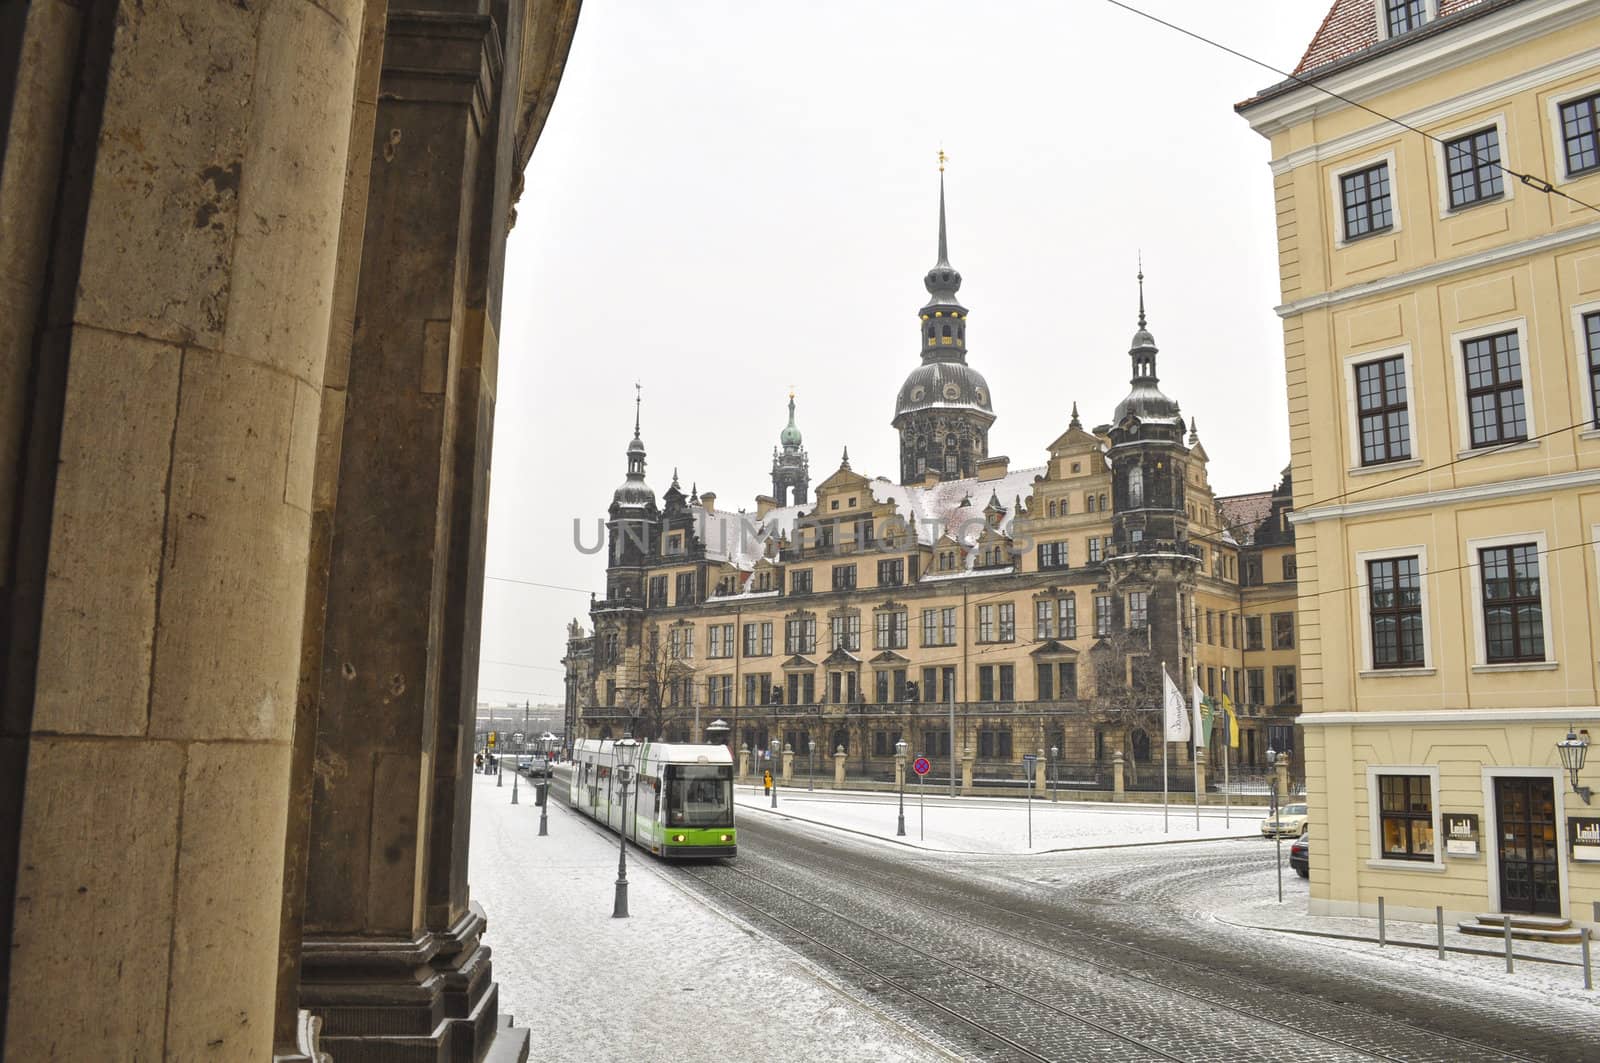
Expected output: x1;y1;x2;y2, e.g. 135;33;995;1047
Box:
1276;220;1600;318
1300;706;1600;726
1267;46;1600;176
1290;467;1600;525
1238;0;1593;137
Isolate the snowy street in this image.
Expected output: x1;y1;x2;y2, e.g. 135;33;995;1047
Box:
474;771;1600;1061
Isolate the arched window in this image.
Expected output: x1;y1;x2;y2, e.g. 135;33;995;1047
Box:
1059;497;1068;516
1128;466;1144;507
831;728;850;755
1100;493;1108;510
1085;494;1096;513
600;725;614;741
1047;501;1057;518
1131;728;1151;762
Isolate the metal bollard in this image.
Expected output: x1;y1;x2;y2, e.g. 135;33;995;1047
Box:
1584;927;1593;992
511;772;519;805
538;784;549;837
497;766;503;787
1378;897;1386;948
1504;914;1514;974
1436;906;1445;961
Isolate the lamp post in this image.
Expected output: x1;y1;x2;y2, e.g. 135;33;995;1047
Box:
769;738;780;808
808;740;815;792
1558;727;1593;804
612;734;639;919
706;718;730;749
1266;746;1282;903
1050;745;1059;804
537;734;550;837
895;738;908;837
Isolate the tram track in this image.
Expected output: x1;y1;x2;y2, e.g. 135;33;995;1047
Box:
678;860;1187;1063
542;775;1569;1061
690;852;1540;1063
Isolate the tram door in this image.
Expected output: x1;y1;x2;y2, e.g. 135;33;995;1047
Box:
1494;776;1559;916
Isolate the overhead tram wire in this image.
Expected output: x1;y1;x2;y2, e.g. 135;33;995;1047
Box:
1099;0;1600;217
1294;413;1600;514
483;573;593;595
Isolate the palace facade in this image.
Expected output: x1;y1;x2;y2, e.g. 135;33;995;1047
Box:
567;177;1299;789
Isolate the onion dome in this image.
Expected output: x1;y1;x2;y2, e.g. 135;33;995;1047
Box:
1112;265;1183;425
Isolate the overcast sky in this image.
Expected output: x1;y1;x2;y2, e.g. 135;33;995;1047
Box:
476;0;1333;708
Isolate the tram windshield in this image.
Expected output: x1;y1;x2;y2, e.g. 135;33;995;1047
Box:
664;764;733;828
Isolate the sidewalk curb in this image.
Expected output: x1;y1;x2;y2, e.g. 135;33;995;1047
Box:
736;798;1263;856
1213;911;1584;968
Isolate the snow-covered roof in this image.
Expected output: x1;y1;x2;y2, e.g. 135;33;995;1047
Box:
868;465;1043;548
1216;491;1274;547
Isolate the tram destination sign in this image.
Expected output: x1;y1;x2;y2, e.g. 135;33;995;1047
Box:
912;756;931;776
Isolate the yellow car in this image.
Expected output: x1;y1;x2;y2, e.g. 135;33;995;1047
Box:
1262;802;1308;838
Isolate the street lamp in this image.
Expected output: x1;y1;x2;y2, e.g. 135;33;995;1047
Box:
895;738;908;837
1050;745;1059;804
537;734;550;837
1558;727;1593;804
706;718;730;748
769;738;780;808
612;734;639;919
1266;746;1282;903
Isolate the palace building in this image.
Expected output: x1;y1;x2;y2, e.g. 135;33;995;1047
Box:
567;175;1299;791
1239;0;1600;926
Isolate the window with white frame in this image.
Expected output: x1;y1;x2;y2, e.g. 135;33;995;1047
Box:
1585;310;1600;429
1341;162;1394;239
1444;127;1503;209
1462;330;1528;447
1383;0;1427;37
1376;773;1435;861
1560;91;1600;178
1367;556;1424;668
1354;353;1412;466
1479;542;1544;663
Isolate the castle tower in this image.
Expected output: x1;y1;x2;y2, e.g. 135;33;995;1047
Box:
771;391;810;506
892;157;995;484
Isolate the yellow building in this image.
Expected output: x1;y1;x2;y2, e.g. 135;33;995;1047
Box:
1239;0;1600;926
572;177;1298;794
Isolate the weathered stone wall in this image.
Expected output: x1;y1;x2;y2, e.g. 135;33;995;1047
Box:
3;1;361;1057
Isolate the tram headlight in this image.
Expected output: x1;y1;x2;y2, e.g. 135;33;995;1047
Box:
719;834;731;843
672;833;686;843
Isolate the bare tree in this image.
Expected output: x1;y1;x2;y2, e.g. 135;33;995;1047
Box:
1085;627;1166;785
623;624;697;742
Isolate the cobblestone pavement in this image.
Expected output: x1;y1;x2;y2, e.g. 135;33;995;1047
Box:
672;813;1600;1063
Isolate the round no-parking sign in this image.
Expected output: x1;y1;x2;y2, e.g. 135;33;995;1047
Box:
912;756;931;776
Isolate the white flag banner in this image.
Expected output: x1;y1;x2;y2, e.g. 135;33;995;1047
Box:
1193;680;1206;752
1162;665;1190;743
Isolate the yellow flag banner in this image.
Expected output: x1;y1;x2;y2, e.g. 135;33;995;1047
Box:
1220;694;1240;749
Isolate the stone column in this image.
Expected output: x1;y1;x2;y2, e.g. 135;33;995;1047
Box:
834;746;847;789
739;745;751;782
1275;752;1292;801
1195;748;1207;804
1113;750;1126;801
2;3;360;1060
782;743;794;783
295;10;523;1061
961;747;976;795
1034;747;1047;793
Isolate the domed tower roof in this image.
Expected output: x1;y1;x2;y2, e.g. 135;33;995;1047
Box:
893;163;995;427
779;392;803;448
1112;265;1183;425
612;390;656;510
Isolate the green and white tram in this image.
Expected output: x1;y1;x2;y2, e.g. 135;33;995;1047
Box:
570;738;736;858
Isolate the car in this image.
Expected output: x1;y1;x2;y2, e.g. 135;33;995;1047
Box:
1290;830;1309;877
1262;801;1308;838
523;757;553;778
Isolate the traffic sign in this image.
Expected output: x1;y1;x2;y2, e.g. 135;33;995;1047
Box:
912;756;931;776
1022;753;1036;774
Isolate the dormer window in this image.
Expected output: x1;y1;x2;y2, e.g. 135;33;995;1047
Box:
1384;0;1427;38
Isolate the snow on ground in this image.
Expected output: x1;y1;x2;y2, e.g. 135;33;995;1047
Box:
1211;860;1600;1009
467;772;955;1062
735;784;1266;854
